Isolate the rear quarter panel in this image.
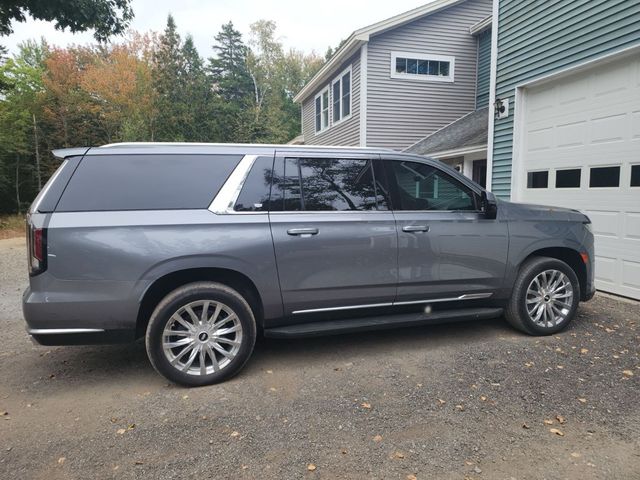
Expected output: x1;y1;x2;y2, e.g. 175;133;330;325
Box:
30;209;282;331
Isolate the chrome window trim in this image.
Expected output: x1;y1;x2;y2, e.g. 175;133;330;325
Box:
208;155;263;215
269;210;480;215
292;293;492;314
28;328;105;334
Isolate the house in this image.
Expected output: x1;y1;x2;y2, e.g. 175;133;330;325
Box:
404;15;491;187
485;0;640;299
293;0;493;174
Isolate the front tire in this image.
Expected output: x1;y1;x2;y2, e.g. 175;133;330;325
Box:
145;282;257;386
505;257;580;335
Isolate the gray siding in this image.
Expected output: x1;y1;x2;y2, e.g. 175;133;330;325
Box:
492;0;640;198
366;0;492;150
475;29;491;108
301;52;361;146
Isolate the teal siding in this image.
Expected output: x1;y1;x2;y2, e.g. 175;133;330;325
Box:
475;29;491;108
492;0;640;198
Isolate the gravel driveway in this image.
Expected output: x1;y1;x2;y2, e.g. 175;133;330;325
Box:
1;236;638;479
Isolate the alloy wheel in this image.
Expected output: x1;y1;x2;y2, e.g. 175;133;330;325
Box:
525;269;574;328
162;300;243;376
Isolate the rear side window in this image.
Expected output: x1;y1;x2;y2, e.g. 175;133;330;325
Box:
270;158;381;211
234;156;273;212
57;154;242;211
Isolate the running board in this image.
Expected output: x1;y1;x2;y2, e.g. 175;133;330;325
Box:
264;307;504;339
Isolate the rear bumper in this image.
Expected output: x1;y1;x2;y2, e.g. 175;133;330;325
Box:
22;279;139;345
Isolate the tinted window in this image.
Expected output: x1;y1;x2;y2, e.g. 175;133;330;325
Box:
387;160;475;211
372;161;391;210
270;158;382;211
234;156;273;212
34;156;82;212
527;171;548;189
630;165;640;187
555;168;581;188
589;166;620;188
57;154;241;212
299;158;377;211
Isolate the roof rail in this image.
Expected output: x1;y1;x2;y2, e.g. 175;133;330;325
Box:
98;141;390;150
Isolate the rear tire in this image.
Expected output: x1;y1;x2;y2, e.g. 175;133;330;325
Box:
505;256;580;335
145;282;257;386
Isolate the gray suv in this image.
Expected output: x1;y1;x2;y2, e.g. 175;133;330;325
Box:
23;143;595;386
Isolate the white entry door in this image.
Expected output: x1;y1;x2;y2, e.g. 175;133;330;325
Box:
513;52;640;299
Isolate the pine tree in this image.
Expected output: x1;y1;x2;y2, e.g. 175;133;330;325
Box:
152;14;184;141
209;22;254;142
180;35;214;141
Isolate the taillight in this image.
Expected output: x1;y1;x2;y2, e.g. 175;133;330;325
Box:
26;218;47;276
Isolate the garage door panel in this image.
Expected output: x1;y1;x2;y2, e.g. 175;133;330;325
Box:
594;255;616;284
518;53;640;299
590;113;627;144
625;213;640;240
556;121;587;148
585;210;620;237
632;111;640;138
622;261;640;292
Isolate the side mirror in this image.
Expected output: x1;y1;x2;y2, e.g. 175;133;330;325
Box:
480;191;497;219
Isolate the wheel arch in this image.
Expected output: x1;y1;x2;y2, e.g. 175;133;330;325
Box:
519;247;587;300
136;267;265;339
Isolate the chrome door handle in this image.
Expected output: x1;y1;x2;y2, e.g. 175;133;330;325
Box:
287;227;319;236
402;225;430;233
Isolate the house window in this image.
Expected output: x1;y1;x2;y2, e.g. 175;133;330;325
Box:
589;166;620;188
555;168;581;188
332;66;352;123
314;87;329;133
391;52;454;82
630;165;640;187
527;171;548;189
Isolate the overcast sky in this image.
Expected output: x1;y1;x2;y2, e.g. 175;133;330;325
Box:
4;0;432;57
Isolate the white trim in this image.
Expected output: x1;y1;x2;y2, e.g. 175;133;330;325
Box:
510;44;640;202
390;51;455;82
314;86;330;134
360;44;368;147
331;64;353;126
510;86;525;200
293;0;465;102
469;15;492;35
427;144;487;159
486;0;499;192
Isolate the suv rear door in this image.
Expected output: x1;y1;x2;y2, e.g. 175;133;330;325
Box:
269;151;397;317
383;155;509;303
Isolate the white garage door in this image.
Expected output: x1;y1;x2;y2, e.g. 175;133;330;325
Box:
514;52;640;300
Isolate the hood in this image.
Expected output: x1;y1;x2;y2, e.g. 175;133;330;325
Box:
497;199;590;223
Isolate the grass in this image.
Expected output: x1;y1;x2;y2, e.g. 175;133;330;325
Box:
0;214;25;240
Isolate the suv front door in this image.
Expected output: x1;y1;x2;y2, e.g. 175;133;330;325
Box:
383;156;508;303
269;153;397;318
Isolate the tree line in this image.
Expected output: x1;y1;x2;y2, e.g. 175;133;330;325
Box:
0;15;325;214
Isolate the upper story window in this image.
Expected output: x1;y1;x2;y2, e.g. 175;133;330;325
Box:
391;51;455;82
314;87;329;133
332;66;352;124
